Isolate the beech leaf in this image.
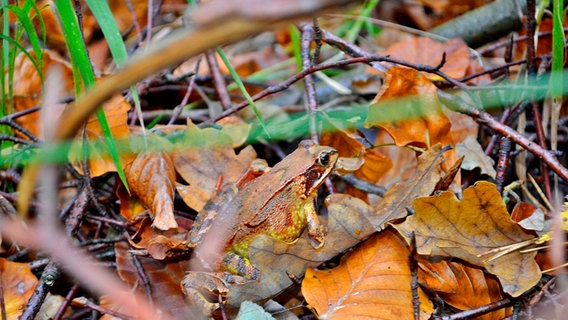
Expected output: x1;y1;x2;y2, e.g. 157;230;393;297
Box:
125;149;177;230
302;229;433;319
0;258;38;320
455;135;496;178
419;259;511;320
394;181;541;296
366;144;447;230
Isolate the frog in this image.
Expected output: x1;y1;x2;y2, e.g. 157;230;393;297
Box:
181;140;338;317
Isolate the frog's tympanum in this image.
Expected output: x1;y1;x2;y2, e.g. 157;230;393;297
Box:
182;140;338;316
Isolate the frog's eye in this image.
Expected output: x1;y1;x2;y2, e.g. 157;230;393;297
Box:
317;152;331;167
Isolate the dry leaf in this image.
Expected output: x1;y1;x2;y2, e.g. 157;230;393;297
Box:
302;229;433;320
366;144;447;230
394;181;541;296
127;215;190;260
71;94;131;177
378;37;471;79
224;194;376;308
419;259;511;320
102;242;193;318
320;129;391;201
125;144;177;230
0;258;38;320
9;50;74;139
366;67;455;152
175;145;256;212
456;135;496;178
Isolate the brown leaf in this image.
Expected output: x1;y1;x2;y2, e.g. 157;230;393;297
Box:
102;242;193;318
302;229;433;319
224;194;377;308
0;258;38;320
394;181;541;296
320;129;391;201
175;145;256;212
125;145;178;230
9;50;74;139
366;67;454;151
127;215;190;260
456;135;496;178
379;37;471;79
70;94;131;177
419;259;511;320
366;144;447;230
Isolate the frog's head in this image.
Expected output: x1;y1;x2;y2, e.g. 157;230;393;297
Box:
298;140;338;199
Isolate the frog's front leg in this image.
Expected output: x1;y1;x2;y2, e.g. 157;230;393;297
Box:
182;252;259;316
305;200;327;248
182;271;228;317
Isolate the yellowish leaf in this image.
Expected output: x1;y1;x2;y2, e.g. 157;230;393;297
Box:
394;181;541;296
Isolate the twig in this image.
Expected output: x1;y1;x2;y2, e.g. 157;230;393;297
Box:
495;137;512;193
409;232;420;320
339;174;386;196
438;91;568;182
72;297;135;320
320;28;466;89
301;24;319;142
21;262;60;320
205;50;232;110
168;58;201;125
526;0;537;77
531;102;553;201
434;298;513;320
53;283;80;320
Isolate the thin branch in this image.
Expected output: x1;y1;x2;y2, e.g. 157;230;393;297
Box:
439;91;568;182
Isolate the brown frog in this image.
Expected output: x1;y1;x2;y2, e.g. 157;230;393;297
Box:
182;140;338;316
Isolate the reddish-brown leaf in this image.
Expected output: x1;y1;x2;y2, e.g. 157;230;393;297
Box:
419;259;511;320
101;242;193;318
125;148;177;230
0;258;38;320
302;229;433;319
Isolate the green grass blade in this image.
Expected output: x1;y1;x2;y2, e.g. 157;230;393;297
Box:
216;46;271;139
85;0;146;135
551;0;564;99
54;0;129;191
8;4;43;74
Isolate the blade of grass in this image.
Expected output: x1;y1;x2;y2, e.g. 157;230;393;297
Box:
8;4;44;74
551;0;564;194
216;46;271;139
85;0;146;139
54;0;129;191
289;24;302;71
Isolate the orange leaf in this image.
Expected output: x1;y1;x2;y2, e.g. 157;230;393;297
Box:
302;229;433;319
394;181;541;296
0;258;38;320
379;37;470;79
366;66;454;150
9;50;74;139
125;149;177;230
419;259;511;320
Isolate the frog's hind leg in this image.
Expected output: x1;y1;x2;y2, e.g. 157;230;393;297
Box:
181;271;228;317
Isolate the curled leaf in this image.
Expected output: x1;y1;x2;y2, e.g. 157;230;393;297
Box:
125;149;177;230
